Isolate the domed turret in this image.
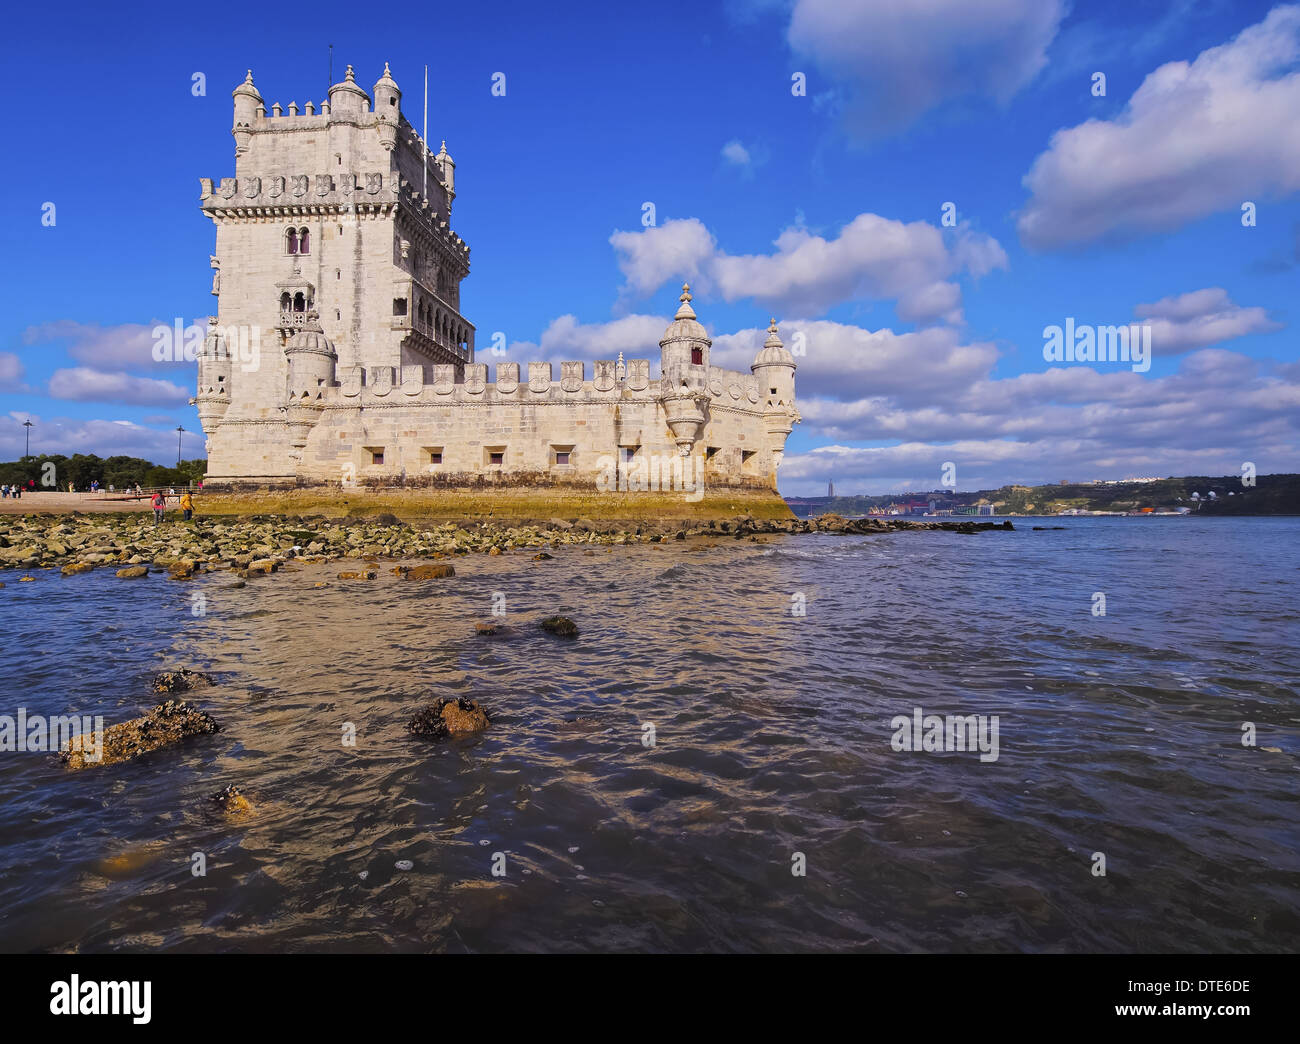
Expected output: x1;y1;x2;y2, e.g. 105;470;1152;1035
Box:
194;317;232;434
436;140;455;196
232;71;262;156
283;312;337;448
328;65;371;120
374;63;401;151
751;319;799;488
657;285;712;455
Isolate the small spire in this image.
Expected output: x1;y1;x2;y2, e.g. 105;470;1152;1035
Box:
345;65;355;81
383;61;392;76
438;140;448;154
674;282;697;320
767;317;777;333
244;70;255;84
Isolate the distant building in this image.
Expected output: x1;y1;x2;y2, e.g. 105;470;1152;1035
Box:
828;480;834;497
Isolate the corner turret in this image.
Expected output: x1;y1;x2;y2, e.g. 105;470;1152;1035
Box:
232;70;262;157
751;319;800;488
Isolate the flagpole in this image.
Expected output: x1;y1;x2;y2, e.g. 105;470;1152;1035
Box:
422;64;429;199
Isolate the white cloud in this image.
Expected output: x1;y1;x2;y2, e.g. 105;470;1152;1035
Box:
721;140;751;166
47;368;192;407
1135;287;1281;354
787;0;1066;138
610;214;1007;322
1018;5;1300;248
0;352;25;391
23;319;201;373
0;413;201;465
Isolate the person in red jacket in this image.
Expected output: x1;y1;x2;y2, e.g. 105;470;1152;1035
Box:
151;491;166;525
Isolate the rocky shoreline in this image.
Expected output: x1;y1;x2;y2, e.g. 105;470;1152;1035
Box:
0;511;1014;577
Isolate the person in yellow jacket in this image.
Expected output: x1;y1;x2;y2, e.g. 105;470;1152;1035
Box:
180;491;195;522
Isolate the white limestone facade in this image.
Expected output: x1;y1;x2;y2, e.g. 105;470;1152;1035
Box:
195;65;799;491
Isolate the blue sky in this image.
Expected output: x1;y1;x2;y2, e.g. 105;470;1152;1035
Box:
2;0;1297;495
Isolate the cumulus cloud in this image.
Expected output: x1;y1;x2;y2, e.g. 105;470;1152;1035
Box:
721;140;751;167
786;0;1066;138
501;313;669;366
0;352;26;392
0;412;201;465
1018;5;1300;248
610;214;1007;322
1135;287;1281;354
23;319;200;374
47;368;192;407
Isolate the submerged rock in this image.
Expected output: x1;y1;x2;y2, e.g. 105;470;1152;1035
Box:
540;615;579;638
533;552;553;561
116;566;149;579
475;620;505;635
407;697;491;739
400;563;456;580
151;668;214;695
210;784;253;816
337;570;378;580
61;562;95;576
60;700;220;771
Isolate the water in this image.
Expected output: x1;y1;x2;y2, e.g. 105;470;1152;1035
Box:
0;517;1297;952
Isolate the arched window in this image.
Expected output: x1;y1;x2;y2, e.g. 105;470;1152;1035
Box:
286;228;299;254
298;227;310;254
280;292;291;312
691;347;703;365
293;292;305;312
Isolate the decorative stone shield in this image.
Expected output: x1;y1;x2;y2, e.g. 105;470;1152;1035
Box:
340;365;362;397
339;173;356;195
242;177;261;199
291;175;308;197
626;359;650;392
560;361;583;393
593;360;616;392
401;365;424;395
464;363;487;394
709;377;724;397
496;362;519;394
432;364;455;394
219;178;236;199
728;381;742;400
528;362;551;394
371;366;394;396
366;173;382;195
268;176;285;199
746;379;760;404
316;174;332;196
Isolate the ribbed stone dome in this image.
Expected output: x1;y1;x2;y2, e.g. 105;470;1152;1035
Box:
659;284;711;346
753;319;794;367
285;316;336;355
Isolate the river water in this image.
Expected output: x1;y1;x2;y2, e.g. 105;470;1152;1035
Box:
0;516;1296;952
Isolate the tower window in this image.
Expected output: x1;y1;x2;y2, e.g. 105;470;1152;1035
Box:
286;228;299;254
298;227;310;253
293;292;305;312
691;347;703;365
370;449;384;466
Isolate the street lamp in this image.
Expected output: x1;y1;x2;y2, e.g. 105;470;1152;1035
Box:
175;425;185;468
23;418;32;458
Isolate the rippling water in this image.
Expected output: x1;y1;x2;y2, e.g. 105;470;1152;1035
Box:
0;516;1297;952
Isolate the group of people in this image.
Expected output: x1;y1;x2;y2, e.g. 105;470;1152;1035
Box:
152;490;196;524
0;483;29;499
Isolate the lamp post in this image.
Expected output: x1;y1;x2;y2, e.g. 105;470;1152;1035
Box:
23;418;32;458
175;425;185;468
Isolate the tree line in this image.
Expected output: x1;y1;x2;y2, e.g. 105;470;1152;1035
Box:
0;455;207;490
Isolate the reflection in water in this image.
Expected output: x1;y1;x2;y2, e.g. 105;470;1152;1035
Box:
0;518;1297;952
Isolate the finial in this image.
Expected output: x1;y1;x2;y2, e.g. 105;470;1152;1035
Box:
680;283;692;304
244;70;255;84
617;351;624;362
768;317;777;332
439;139;447;153
345;65;355;81
383;61;392;76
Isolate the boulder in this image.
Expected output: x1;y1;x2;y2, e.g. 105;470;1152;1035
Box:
151;668;214;695
210;784;253;816
407;697;491;739
540;615;579;638
337;570;378;580
116;566;149;579
60;700;220;771
400;563;455;580
61;562;95;576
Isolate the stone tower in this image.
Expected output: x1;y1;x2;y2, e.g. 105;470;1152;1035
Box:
198;65;473;475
